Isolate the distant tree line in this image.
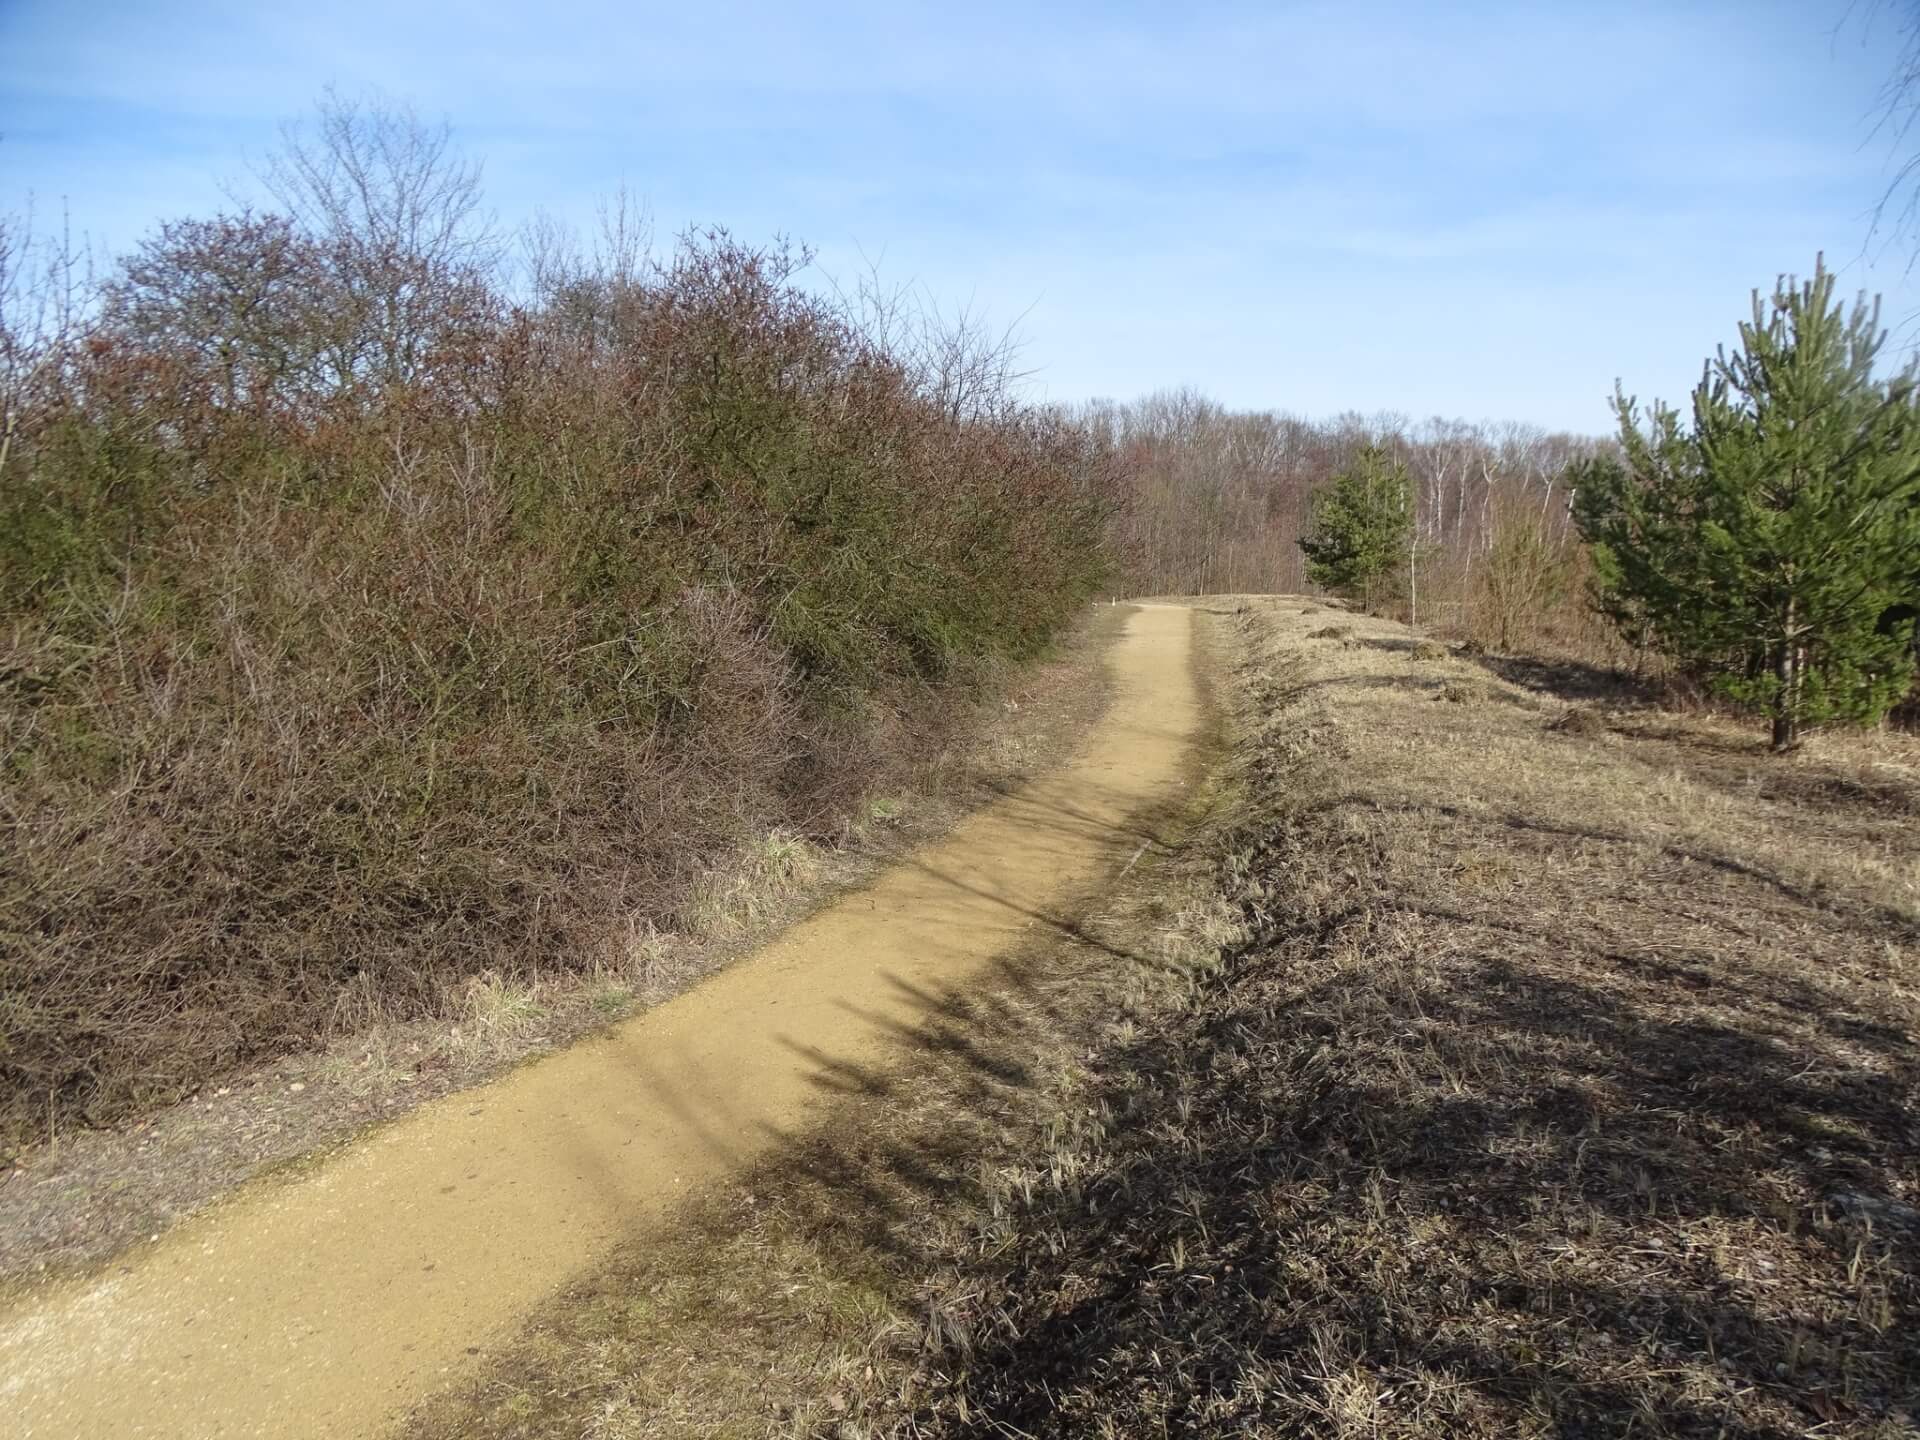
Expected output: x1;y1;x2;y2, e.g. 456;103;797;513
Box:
1084;393;1613;651
1093;267;1920;751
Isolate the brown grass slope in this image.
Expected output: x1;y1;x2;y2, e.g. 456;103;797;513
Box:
864;602;1920;1439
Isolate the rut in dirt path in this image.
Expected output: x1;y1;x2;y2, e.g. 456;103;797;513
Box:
0;603;1204;1440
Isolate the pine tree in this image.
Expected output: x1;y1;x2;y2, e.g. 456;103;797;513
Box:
1298;446;1413;611
1573;258;1920;750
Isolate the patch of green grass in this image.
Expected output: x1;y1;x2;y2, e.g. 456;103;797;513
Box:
590;984;634;1018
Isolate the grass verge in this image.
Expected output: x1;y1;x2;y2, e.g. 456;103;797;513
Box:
865;598;1920;1438
406;596;1919;1439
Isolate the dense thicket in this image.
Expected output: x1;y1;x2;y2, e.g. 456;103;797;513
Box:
0;100;1118;1138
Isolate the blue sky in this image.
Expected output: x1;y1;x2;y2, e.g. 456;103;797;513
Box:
1;0;1912;433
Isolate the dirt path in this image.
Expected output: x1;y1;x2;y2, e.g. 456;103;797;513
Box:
0;603;1202;1440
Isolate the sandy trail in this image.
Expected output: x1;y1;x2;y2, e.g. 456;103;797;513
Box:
0;603;1202;1440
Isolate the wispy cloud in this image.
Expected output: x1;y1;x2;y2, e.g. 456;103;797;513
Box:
2;0;1912;432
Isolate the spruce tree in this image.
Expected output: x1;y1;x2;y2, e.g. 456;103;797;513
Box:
1298;446;1413;611
1574;258;1920;750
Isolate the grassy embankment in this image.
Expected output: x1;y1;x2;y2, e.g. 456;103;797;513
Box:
408;596;1917;1440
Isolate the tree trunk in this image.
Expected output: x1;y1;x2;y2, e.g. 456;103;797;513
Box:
1771;606;1800;752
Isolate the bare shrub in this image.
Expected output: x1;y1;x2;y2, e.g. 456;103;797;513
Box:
102;212;321;417
1471;492;1571;652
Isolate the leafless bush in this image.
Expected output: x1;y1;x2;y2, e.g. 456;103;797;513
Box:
1470;489;1572;652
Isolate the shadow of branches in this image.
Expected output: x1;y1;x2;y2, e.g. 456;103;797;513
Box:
875;801;1920;1438
401;605;1918;1440
849;614;1920;1439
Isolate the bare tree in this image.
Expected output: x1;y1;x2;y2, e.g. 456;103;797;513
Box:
912;295;1033;425
1855;1;1920;266
261;90;499;394
103;212;320;413
522;186;654;352
0;208;88;483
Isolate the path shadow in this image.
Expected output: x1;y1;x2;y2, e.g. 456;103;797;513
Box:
877;809;1920;1437
1468;649;1670;707
410;635;1918;1440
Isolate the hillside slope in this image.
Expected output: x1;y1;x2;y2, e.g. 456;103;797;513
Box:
875;597;1920;1438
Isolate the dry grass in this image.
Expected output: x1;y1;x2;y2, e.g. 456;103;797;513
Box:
857;599;1920;1438
399;599;1919;1440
